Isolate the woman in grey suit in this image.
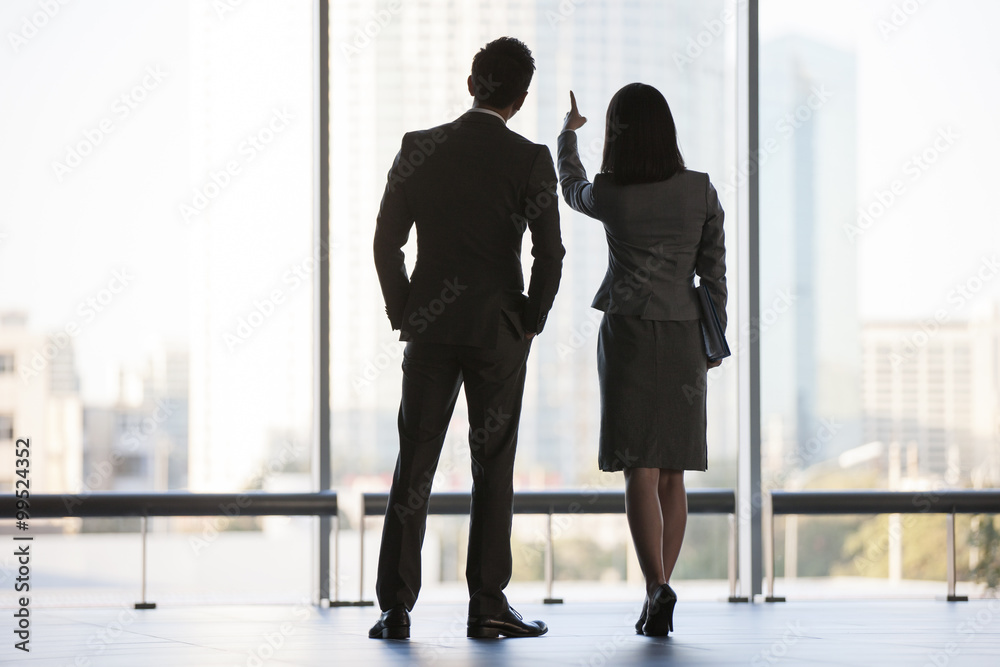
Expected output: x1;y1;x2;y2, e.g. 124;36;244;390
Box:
557;84;726;636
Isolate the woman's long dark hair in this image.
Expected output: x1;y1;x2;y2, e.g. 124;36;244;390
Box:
600;83;685;185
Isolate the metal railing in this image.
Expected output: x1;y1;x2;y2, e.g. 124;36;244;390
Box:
356;489;741;604
8;488;994;606
762;489;1000;602
8;488;996;607
0;491;338;608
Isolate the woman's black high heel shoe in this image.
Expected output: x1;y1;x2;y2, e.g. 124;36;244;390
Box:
635;599;647;634
642;584;677;636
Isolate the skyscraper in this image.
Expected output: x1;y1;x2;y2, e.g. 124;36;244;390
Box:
760;35;862;474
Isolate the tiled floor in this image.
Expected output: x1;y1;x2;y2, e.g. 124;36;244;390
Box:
9;599;1000;666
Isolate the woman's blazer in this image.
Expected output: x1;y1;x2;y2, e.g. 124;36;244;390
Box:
557;130;727;331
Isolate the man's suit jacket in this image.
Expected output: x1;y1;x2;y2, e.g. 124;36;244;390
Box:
557;130;726;331
374;110;565;348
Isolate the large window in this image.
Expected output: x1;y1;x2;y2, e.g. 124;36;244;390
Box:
0;0;316;604
16;0;992;605
760;0;1000;595
330;0;741;598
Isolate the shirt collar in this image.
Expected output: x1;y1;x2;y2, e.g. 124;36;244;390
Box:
467;107;507;124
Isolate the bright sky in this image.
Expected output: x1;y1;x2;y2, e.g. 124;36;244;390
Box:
762;0;1000;320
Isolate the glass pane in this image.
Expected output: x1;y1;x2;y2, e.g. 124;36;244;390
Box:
0;0;315;602
0;0;314;493
0;517;315;607
760;0;999;596
330;0;740;597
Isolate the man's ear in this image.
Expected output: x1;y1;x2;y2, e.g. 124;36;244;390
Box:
512;90;528;113
467;75;476;97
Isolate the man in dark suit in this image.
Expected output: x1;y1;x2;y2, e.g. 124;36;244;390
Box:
369;37;564;640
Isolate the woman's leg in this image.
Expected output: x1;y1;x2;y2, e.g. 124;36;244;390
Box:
623;467;667;598
658;469;687;582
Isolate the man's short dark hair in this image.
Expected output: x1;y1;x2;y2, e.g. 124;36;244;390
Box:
470;37;535;109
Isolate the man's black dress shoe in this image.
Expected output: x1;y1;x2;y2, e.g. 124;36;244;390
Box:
642;584;676;637
369;605;410;639
467;606;548;638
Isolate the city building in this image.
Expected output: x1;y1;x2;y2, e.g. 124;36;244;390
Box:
759;35;862;476
862;305;1000;485
81;345;190;492
0;312;82;494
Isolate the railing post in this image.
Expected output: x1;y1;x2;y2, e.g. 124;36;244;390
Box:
333;512;340;603
763;492;772;599
763;492;783;602
134;515;156;609
728;513;747;602
319;515;331;605
946;512;968;601
330;499;372;607
358;503;366;604
543;511;562;604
